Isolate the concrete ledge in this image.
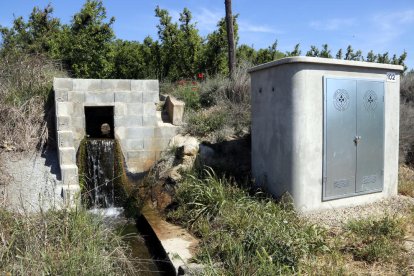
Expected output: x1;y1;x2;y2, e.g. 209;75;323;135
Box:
58;147;76;166
54;78;73;91
61;164;79;186
141;205;199;275
56;116;72;131
57;131;74;148
165;96;185;125
102;79;131;91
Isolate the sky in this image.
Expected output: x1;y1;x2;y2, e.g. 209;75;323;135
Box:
1;0;413;69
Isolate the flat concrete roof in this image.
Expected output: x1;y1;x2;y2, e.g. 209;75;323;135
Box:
248;56;404;73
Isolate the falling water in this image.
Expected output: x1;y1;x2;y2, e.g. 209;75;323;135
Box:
85;139;115;208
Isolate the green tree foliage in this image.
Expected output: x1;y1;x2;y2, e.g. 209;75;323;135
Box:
336;48;343;59
0;4;61;55
154;6;202;80
0;1;410;80
286;44;301;57
306;45;320;57
319;44;332;58
237;44;256;63
200;16;239;76
59;0;115;78
255;40;284;64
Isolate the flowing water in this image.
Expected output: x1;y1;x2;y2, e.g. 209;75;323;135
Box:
85;139;116;208
84;139;174;275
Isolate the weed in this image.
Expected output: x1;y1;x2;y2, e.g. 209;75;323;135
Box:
344;216;405;263
399;164;414;197
0;207;136;275
167;168;328;274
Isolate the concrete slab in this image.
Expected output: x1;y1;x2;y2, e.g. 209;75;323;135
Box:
141;205;199;275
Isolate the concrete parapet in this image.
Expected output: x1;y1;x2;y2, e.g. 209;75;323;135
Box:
165;96;185;125
58;147;76;166
61;164;79;186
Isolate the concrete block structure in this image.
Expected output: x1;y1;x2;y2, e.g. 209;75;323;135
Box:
54;78;181;202
249;57;403;211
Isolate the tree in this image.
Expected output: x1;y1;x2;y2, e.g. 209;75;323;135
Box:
366;50;377;62
286;44;301;57
319;44;332;58
306;45;319;57
255;40;284;64
237;44;256;63
154;6;202;80
224;0;236;78
0;4;61;56
336;49;343;59
201;16;239;75
60;0;115;78
344;45;363;61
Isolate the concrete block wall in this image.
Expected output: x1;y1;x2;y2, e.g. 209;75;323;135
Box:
54;78;180;201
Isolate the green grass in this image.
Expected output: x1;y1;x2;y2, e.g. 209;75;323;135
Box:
343;216;405;263
0;207;136;275
167;169;329;275
167;168;414;275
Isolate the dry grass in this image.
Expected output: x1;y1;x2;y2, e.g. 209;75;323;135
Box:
0;207;137;275
399;164;414;197
0;52;66;152
400;73;414;164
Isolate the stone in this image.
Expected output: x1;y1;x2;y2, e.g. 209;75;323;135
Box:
169;135;199;156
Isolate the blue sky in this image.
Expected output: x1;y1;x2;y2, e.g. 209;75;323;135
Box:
1;0;413;69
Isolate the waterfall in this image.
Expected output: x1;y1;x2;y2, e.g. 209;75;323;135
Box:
85;139;115;208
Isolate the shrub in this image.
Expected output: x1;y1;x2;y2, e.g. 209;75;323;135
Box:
185;108;227;137
0;52;67;151
168;80;201;110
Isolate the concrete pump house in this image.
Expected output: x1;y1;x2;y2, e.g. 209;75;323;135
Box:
249;57;404;211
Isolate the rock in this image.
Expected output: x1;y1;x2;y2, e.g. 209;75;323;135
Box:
170;135;199;156
178;263;205;275
160;167;182;183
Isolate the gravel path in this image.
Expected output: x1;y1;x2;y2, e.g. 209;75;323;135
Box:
0;149;64;212
304;195;414;228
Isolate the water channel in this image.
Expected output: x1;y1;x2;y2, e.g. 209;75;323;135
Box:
83;138;175;275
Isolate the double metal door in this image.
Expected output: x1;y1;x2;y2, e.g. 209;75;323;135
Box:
324;77;384;200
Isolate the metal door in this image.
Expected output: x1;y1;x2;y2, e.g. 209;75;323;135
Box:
356;80;384;192
324;78;357;198
324;78;385;200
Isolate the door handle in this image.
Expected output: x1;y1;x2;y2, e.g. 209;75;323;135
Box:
354;136;361;145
